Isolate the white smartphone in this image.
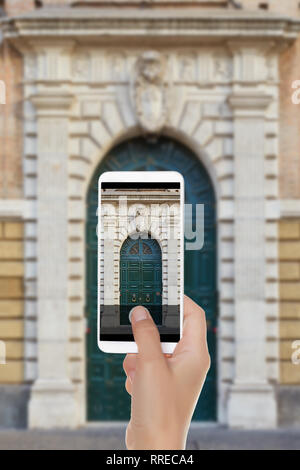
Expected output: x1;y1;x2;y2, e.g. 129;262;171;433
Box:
97;171;184;354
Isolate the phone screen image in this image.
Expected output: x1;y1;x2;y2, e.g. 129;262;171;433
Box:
99;180;182;343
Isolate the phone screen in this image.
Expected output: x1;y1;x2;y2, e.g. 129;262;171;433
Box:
99;180;182;343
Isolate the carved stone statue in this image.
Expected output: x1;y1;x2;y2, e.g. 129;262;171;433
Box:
131;50;169;134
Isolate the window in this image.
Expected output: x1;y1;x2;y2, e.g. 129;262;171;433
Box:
142;243;152;255
129;242;139;255
259;2;268;10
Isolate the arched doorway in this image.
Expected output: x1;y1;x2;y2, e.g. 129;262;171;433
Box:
120;235;162;326
86;136;217;421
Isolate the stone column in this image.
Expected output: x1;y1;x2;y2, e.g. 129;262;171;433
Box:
28;93;77;428
102;214;117;327
165;211;180;327
227;92;277;428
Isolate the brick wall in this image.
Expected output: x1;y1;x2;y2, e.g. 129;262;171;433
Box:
240;0;300;16
4;0;35;16
0;1;36;198
278;35;300;199
279;220;300;384
0;221;24;384
0;41;23;198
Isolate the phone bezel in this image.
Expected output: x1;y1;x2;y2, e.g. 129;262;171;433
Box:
97;171;184;354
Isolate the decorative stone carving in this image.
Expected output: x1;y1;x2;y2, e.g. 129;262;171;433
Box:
130;50;170;134
72;53;90;81
214;54;233;81
110;53;125;81
178;54;196;82
24;55;37;81
266;54;277;82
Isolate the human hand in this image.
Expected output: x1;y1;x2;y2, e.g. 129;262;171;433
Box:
123;295;210;450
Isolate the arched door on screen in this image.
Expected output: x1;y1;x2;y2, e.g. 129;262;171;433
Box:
119;235;162;326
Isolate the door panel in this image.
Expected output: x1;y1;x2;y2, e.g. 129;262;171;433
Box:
142;270;155;282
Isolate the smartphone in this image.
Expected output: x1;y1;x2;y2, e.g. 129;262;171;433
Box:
97;171;184;354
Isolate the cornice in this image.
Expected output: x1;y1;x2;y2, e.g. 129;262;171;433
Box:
1;7;300;48
30;93;74;109
29;93;74;117
228;92;273;111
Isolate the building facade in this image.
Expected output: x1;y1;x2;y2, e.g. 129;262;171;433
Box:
0;0;300;429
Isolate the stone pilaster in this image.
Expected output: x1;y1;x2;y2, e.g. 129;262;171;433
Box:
102;215;117;327
28;92;78;428
227;92;277;429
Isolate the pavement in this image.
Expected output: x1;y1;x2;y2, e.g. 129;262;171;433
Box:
0;425;299;450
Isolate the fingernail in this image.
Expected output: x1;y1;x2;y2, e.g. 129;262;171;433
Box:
128;370;135;384
129;306;149;324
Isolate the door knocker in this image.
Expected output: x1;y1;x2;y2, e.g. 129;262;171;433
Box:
132;293;137;302
145;294;150;302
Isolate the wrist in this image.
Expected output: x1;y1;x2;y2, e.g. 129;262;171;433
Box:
135;431;187;450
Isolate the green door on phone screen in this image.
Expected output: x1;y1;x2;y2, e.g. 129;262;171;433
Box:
120;237;162;326
86;137;217;422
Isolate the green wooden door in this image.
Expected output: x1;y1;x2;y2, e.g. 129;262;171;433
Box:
86;136;217;421
120;237;162;325
86;199;130;420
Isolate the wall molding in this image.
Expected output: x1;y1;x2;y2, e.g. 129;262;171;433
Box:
279;199;300;219
0;199;34;219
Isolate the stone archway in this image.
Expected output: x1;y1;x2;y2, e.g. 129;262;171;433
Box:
86;135;217;421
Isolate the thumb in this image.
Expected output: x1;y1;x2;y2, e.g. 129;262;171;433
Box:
129;306;164;363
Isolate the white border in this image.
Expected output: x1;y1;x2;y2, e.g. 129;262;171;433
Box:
97;171;184;354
